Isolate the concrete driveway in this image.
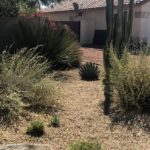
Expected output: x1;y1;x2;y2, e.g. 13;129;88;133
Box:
80;47;103;64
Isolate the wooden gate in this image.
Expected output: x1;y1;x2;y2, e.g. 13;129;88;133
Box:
93;30;107;46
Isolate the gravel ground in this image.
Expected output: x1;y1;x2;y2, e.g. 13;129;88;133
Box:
0;70;150;150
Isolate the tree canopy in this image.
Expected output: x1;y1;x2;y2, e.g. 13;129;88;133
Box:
0;0;62;17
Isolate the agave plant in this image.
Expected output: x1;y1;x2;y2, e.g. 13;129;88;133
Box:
79;62;100;81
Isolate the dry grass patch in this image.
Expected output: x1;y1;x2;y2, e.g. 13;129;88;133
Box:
0;48;60;122
110;51;150;112
0;68;149;150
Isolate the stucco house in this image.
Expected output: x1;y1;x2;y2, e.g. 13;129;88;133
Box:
41;0;150;46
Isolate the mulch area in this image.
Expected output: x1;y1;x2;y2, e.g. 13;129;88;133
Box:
0;47;150;150
80;47;103;64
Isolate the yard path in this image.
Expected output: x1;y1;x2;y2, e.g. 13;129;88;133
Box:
54;70;106;149
0;48;150;150
80;47;103;64
52;70;150;150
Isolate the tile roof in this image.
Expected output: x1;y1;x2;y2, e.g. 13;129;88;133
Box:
41;0;145;13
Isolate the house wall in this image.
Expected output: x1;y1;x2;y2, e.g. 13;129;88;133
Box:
45;1;150;45
133;1;150;44
45;8;106;45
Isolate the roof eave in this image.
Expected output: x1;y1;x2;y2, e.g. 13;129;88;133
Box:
41;1;147;13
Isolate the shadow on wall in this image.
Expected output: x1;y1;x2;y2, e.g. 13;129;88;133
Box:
82;29;107;48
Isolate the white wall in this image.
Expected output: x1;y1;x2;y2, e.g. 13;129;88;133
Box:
45;8;106;45
80;19;95;45
80;9;106;45
133;1;150;44
45;1;150;45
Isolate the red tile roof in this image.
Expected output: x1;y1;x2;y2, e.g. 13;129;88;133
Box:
41;0;145;13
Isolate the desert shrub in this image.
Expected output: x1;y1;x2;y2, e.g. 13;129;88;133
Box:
27;121;45;137
50;115;60;127
0;47;51;121
110;50;150;112
0;48;48;93
70;141;101;150
27;77;59;108
79;62;100;81
14;18;81;68
0;48;59;114
0;94;21;121
129;37;150;55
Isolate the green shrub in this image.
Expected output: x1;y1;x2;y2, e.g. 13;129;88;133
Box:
70;141;101;150
79;63;100;81
14;18;81;68
27;121;45;137
0;94;21;121
110;50;150;112
50;115;60;127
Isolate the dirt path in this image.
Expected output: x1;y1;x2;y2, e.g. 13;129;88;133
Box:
80;47;103;64
56;71;103;149
0;70;150;150
52;70;150;150
0;47;149;150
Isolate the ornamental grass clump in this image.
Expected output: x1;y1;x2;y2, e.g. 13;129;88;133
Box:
50;115;60;127
28;77;60;108
110;50;150;112
0;48;48;93
70;140;101;150
0;94;21;122
27;121;45;137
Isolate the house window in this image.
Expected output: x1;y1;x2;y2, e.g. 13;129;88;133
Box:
135;12;149;18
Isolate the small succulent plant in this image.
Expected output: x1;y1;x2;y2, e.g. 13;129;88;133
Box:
79;62;100;81
51;115;60;127
70;140;101;150
26;121;45;137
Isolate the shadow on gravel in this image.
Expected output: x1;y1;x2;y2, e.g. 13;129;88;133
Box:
109;109;150;133
24;105;63;115
100;102;150;133
53;71;73;82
